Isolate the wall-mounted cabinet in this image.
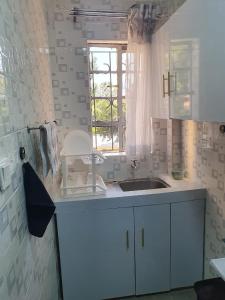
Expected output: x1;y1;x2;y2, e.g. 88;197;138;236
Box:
153;0;225;122
57;197;205;300
151;23;170;119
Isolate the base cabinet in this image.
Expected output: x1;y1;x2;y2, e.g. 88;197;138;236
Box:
135;205;170;295
57;199;205;300
57;207;135;300
171;200;205;289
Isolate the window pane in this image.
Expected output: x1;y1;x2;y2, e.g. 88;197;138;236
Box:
90;47;117;72
91;74;110;97
110;52;117;72
91;73;118;98
92;126;119;151
90;47;116;52
93;127;112;151
122;98;126;121
89;44;127;152
122;73;126;97
122;52;127;71
92;127;111;150
90;51;110;72
112;127;119;150
111;74;118;97
92;99;118;122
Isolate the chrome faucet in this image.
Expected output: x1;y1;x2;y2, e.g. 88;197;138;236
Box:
131;159;138;169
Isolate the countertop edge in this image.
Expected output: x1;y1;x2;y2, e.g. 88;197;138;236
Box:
210;258;225;281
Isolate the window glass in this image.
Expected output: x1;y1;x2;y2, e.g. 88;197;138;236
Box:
89;44;127;152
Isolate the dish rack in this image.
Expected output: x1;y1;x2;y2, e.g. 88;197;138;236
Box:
60;130;107;197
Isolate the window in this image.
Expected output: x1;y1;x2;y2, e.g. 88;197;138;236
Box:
89;43;127;152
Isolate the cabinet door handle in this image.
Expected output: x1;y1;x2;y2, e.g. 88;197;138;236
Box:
168;71;171;97
141;228;145;248
163;74;170;97
163;74;166;97
126;230;129;250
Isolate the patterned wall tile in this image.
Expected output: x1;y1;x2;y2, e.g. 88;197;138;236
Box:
182;120;225;278
46;0;186;180
0;1;191;298
97;119;169;181
0;0;61;299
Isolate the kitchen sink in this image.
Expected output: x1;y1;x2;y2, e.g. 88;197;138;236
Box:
118;178;170;192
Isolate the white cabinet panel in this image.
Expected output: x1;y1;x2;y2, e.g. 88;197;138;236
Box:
168;0;225;121
57;207;135;300
171;200;205;288
134;205;170;295
151;22;170;119
56;197;205;299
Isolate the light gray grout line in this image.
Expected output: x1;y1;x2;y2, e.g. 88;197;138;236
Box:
0;119;56;139
0;127;29;139
0;183;22;210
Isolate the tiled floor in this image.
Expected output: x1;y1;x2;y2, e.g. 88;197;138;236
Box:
116;289;196;300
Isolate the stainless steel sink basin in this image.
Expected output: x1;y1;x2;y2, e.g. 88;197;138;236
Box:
118;178;170;192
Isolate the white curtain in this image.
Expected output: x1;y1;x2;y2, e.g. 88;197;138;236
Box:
126;3;161;161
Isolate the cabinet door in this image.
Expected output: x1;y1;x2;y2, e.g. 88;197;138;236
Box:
168;0;202;120
168;0;198;120
57;207;135;300
134;205;170;295
169;41;194;119
171;200;205;289
151;23;170;119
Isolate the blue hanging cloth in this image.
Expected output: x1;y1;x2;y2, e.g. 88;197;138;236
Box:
23;162;55;238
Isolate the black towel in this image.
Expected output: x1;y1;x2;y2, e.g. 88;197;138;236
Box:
23;162;56;238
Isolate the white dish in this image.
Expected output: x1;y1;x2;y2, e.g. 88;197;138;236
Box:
61;130;92;156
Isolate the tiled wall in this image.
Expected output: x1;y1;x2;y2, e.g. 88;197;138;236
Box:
97;119;168;181
0;1;60;299
46;0;134;137
182;121;225;278
45;0;186;135
45;0;186;181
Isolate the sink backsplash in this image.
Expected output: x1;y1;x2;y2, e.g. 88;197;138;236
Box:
97;119;168;182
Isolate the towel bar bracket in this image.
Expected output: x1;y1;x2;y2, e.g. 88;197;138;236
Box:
20;147;26;160
27;120;57;133
27;126;40;133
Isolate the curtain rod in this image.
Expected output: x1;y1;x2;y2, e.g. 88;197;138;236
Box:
70;8;128;19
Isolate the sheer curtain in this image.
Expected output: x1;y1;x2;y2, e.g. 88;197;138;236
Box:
126;3;161;161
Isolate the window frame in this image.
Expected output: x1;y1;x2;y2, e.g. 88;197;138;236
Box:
88;42;127;153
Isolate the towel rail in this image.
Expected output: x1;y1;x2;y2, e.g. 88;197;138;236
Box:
27;121;57;133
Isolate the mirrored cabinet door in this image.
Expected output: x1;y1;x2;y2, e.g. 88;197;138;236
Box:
169;41;194;120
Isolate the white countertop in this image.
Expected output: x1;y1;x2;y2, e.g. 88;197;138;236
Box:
52;174;206;210
210;258;225;281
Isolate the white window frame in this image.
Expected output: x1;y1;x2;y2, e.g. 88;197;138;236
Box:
88;42;127;153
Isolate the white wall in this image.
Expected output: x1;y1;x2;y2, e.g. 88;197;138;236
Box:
182;121;225;278
45;0;181;180
0;1;60;299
